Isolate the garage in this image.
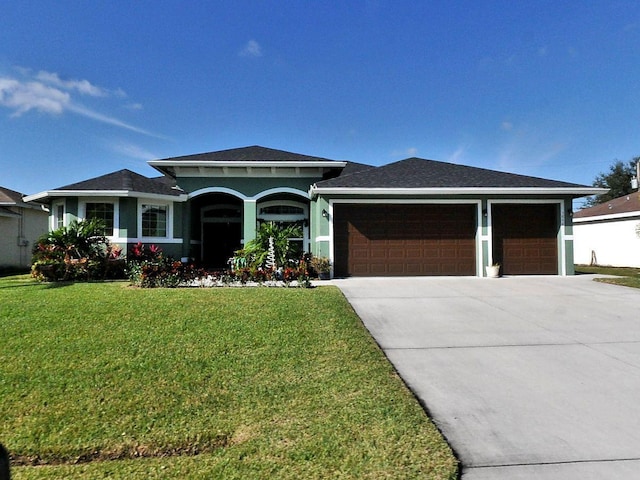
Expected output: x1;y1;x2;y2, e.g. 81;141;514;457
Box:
333;204;477;277
491;203;558;275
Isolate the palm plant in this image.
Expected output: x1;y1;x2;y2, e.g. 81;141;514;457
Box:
235;222;303;269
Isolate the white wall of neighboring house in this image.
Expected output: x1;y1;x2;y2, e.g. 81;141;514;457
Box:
573;215;640;267
0;207;48;269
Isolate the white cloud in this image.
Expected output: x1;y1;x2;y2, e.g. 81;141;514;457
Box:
67;103;160;137
0;77;70;116
447;146;466;164
497;131;567;173
0;68;157;137
391;147;419;158
35;70;108;97
111;142;157;160
501;121;513;131
240;40;263;57
125;102;143;111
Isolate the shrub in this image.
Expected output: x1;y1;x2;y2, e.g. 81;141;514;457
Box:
31;219;125;281
126;242;311;288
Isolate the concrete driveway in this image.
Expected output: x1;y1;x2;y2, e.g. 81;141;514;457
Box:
335;275;640;479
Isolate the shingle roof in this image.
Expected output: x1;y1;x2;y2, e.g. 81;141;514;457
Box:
0;186;25;204
315;157;590;189
156;145;341;163
56;169;182;196
574;192;640;218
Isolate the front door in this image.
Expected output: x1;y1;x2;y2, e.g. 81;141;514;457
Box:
202;221;242;268
201;203;243;268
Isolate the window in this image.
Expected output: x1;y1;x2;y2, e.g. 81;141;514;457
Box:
142;204;168;237
257;199;309;253
55;204;64;230
259;205;304;215
85;202;114;236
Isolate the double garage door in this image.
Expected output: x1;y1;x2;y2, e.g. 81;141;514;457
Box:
333;203;559;277
333;204;477;276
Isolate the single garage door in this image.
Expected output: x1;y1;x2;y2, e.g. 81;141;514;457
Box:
333;204;477;277
491;204;558;275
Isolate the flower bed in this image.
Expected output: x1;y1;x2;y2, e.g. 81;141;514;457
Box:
127;243;311;288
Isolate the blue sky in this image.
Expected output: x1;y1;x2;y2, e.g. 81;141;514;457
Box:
2;1;640;206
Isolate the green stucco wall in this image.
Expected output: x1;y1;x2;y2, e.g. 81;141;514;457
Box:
177;176;316;197
118;198;138;238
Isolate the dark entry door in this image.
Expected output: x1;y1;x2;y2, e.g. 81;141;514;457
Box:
202;222;242;268
492;204;558;275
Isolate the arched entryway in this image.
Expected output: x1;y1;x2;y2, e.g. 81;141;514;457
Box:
191;193;243;268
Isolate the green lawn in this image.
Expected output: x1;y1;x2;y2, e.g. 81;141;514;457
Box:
575;265;640;289
0;276;457;479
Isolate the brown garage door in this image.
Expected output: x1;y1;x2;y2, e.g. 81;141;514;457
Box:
334;204;477;277
491;204;558;275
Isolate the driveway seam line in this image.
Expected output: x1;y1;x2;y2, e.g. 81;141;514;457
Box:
467;456;640;469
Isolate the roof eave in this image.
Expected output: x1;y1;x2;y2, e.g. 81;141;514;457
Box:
148;160;346;168
24;190;188;202
310;186;607;197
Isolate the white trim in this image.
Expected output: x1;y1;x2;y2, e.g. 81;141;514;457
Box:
487;199;566;275
311;186;606;197
78;197;120;239
189;186;311;201
138;200;174;240
257;198;309;250
326;198;483;205
573;211;640;223
24;190;187;202
189;187;248;200
315;235;330;242
150;160;345;169
328;199;483;277
110;237;184;245
51;200;65;230
253;187;309;200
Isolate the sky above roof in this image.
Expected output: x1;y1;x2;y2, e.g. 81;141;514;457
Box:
2;1;639;207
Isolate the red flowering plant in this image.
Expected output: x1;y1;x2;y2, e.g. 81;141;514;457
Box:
31;219;125;281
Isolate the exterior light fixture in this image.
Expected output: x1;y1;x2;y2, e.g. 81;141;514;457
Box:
322;209;329;218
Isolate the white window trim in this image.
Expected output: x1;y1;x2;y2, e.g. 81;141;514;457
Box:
256;199;309;247
51;200;66;231
79;197;119;239
138;200;173;241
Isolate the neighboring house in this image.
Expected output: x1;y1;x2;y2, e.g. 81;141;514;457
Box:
0;186;48;270
573;192;640;268
24;145;602;277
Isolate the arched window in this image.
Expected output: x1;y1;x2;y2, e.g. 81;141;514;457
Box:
257;199;309;252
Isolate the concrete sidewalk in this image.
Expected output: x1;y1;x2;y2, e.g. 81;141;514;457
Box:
335;276;640;479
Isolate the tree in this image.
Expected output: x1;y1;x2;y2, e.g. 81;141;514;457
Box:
584;158;639;207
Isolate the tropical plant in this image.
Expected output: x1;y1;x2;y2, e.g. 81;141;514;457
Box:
234;222;303;269
310;256;332;275
31;219;124;281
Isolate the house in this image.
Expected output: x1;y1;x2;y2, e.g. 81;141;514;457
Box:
0;186;48;270
573;192;640;268
24;145;602;277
